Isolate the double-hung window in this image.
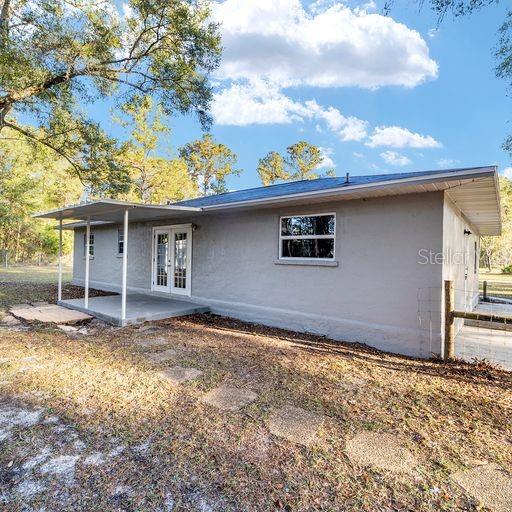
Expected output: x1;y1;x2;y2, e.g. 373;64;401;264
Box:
279;213;335;260
118;228;124;255
83;233;94;257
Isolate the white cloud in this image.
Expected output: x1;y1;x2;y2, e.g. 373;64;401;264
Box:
212;80;367;141
317;147;336;169
437;158;459;168
428;28;438;39
212;0;438;89
211;80;309;125
304;100;368;141
353;152;364;158
366;126;442;149
501;167;512;179
380;150;411;167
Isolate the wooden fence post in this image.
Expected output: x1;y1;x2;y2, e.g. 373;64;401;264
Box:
444;280;455;360
483;280;488;302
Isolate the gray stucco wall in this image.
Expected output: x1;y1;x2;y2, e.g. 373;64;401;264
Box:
73;191;446;357
442;196;480;341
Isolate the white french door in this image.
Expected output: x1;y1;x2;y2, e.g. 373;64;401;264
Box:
152;226;192;296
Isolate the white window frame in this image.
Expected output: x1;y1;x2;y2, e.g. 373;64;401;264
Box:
278;212;336;261
117;227;124;256
83;232;94;258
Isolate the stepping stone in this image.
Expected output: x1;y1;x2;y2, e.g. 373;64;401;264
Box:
57;324;79;333
451;464;512;512
345;432;417;474
145;349;177;363
158;366;202;385
137;325;160;333
9;304;32;311
136;338;169;348
1;314;21;326
201;386;257;412
10;305;91;324
266;405;325;446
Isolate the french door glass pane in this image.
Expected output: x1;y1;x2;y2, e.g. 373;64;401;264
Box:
156;233;168;287
174;232;187;289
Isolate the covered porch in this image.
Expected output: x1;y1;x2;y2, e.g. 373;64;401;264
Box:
34;199;206;326
58;293;209;326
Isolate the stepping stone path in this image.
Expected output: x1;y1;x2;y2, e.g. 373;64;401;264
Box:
201;386;257;412
158;366;202;385
145;349;177;363
345;431;417;474
451;464;512;512
266;405;325;446
136;337;169;348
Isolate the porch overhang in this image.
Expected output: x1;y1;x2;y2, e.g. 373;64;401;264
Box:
32;199;202;223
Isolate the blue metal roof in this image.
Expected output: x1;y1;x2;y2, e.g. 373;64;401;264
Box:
173;166;496;208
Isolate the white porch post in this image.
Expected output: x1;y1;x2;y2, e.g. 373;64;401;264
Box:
57;217;63;302
121;208;129;322
84;216;90;308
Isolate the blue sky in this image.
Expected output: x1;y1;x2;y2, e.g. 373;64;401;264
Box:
92;0;512;191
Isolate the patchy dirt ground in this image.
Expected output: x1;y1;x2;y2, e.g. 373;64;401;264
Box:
0;274;511;511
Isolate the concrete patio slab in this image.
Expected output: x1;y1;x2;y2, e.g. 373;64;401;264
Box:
10;304;92;324
451;464;512;512
158;366;202;385
345;432;417;474
201;386;257;411
456;326;512;371
266;405;324;446
145;349;177;363
59;294;209;326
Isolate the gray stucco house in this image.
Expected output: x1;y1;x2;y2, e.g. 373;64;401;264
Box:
36;166;501;359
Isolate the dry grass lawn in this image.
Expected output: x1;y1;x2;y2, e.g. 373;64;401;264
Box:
0;269;511;510
479;271;512;300
0;315;511;511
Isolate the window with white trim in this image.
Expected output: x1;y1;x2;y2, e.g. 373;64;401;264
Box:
118;228;124;255
279;214;335;260
83;233;94;257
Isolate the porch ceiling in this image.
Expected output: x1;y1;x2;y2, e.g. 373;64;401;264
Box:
33;199;201;223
